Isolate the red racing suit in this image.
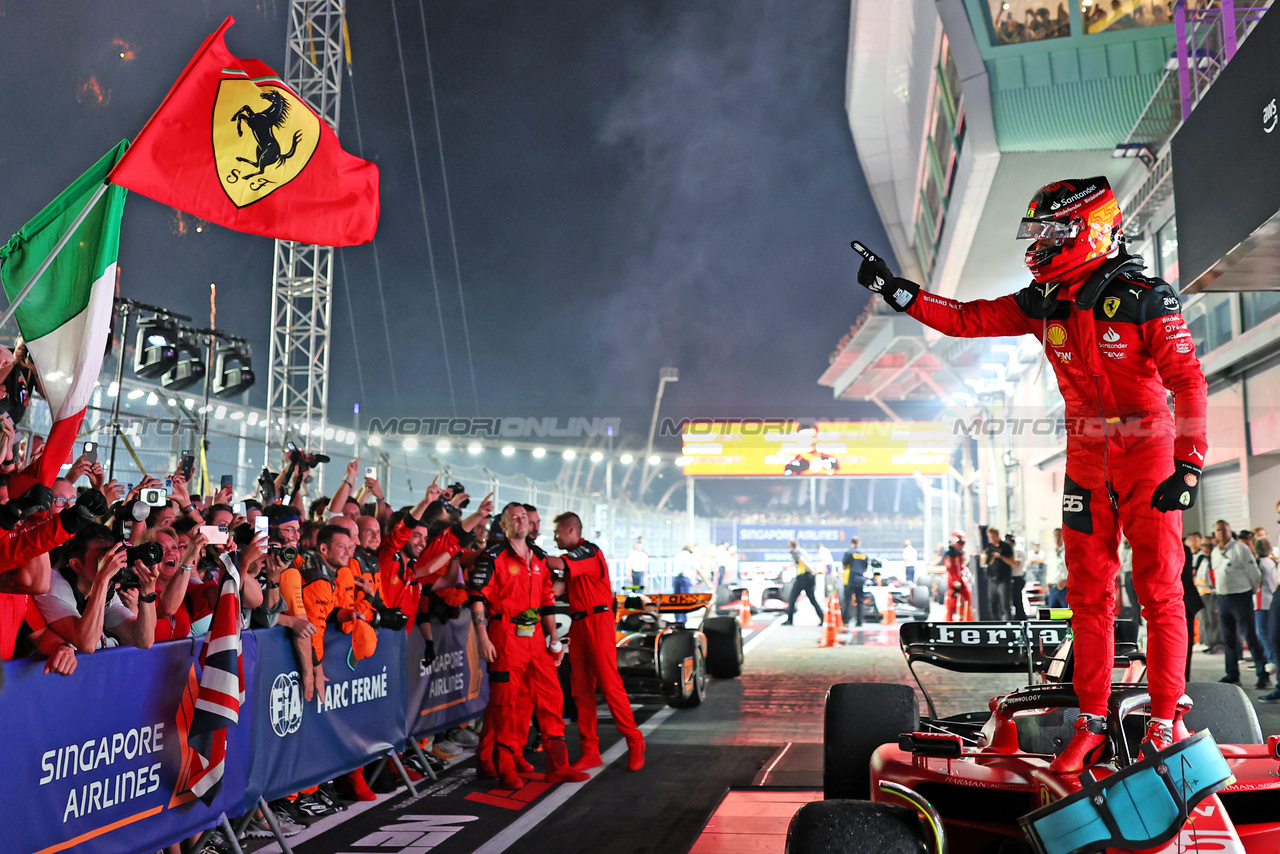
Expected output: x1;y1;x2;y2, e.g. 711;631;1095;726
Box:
471;541;565;771
943;545;970;622
561;540;642;753
905;264;1207;720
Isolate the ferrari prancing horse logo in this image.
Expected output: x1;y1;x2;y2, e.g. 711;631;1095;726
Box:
1103;297;1120;318
213;77;319;207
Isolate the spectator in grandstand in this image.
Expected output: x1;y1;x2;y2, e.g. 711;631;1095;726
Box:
33;523;160;651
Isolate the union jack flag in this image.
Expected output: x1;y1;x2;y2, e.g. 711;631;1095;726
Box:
184;556;244;805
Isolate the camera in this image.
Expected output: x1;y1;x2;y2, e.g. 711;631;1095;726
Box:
370;606;408;631
268;544;299;564
125;541;164;567
140;487;168;508
285;441;330;469
445;481;468;509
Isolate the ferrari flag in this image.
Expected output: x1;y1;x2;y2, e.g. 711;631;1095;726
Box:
0;141;128;486
110;16;379;246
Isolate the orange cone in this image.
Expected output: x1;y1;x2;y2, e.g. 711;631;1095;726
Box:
882;594;896;626
818;602;841;647
738;591;752;628
829;595;844;631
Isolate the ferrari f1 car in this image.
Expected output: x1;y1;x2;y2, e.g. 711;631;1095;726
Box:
787;612;1280;853
615;592;743;708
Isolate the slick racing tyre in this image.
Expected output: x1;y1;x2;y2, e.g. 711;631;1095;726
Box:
1183;681;1263;744
910;585;931;617
824;683;918;799
660;629;706;708
785;800;927;854
702;616;744;679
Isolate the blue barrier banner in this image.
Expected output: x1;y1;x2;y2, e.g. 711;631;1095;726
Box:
246;626;407;805
0;634;257;854
406;616;488;738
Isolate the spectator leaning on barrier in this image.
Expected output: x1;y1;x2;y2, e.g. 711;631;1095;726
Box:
32;519;158;652
1212;519;1266;688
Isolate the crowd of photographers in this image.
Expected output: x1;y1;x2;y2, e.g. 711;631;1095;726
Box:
0;439;527;851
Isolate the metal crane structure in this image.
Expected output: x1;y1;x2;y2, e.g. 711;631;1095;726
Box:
265;0;346;474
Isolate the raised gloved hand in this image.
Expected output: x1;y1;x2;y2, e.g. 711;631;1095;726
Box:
60;488;109;534
1151;461;1202;512
852;241;918;312
422;637;436;668
0;483;55;530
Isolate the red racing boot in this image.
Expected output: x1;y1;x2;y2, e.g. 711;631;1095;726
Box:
1140;718;1175;757
1049;714;1109;774
626;735;646;771
544;738;590;783
341;768;376;802
514;753;535;774
495;748;524;791
571;747;603;772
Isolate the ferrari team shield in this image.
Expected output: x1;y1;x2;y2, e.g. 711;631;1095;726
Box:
1103;297;1120;318
213;77;320;208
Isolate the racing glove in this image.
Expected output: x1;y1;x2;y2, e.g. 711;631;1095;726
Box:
852;241;918;312
422;637;436;668
0;483;55;530
60;488;109;534
1151;460;1202;512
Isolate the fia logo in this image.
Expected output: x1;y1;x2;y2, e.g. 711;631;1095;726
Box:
270;671;304;737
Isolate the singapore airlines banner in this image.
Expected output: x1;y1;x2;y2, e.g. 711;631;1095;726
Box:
0;635;257;854
680;420;951;476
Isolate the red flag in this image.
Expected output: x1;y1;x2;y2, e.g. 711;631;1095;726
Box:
110;16;378;246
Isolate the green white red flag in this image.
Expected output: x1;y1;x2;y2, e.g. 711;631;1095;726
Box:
0;141;128;486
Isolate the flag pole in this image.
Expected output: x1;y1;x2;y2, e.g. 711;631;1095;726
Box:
0;180;111;333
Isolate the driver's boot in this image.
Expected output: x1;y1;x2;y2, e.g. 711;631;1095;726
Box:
1049;713;1109;774
544;737;590;783
1140;717;1178;757
571;744;603;772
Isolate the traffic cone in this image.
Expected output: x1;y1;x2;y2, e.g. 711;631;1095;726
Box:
738;591;751;628
964;598;975;622
826;595;843;631
882;595;896;626
818;603;841;647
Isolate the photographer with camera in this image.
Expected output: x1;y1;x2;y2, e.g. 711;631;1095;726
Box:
32;524;160;651
983;527;1018;621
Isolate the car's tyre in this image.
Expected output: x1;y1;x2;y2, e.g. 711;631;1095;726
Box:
910;585;931;615
824;683;918;800
659;629;705;708
703;616;744;679
1183;681;1263;744
785;800;927;854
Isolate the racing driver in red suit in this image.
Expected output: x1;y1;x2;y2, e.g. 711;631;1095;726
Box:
853;176;1207;772
943;530;970;622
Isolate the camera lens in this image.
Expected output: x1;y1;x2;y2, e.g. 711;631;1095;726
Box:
125;541;164;566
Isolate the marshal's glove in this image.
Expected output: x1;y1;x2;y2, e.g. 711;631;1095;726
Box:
852;241;918;312
1151;460;1201;512
0;483;54;530
60;488;109;534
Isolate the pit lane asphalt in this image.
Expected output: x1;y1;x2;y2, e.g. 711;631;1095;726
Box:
253;611;1280;854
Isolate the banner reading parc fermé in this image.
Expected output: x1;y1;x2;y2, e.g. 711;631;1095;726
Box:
405;613;489;738
245;626;407;807
0;634;258;854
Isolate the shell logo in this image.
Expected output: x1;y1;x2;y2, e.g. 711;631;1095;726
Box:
1046;324;1068;347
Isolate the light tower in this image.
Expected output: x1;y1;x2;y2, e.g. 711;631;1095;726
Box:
265;0;347;474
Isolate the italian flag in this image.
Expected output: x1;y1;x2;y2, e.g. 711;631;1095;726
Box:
0;141;128;486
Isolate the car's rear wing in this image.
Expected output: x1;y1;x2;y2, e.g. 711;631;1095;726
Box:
617;592;713;615
900;620;1141;719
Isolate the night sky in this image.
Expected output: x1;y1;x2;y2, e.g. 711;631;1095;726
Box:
0;0;892;449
